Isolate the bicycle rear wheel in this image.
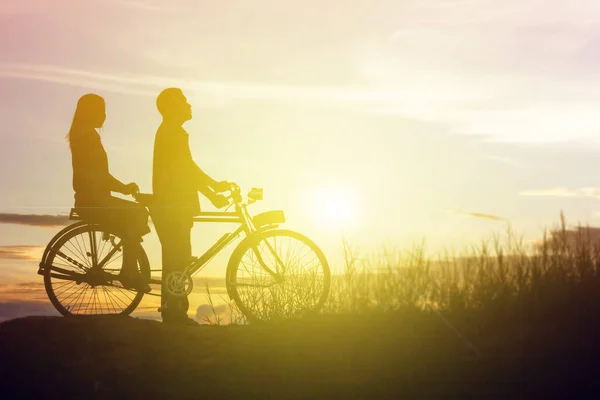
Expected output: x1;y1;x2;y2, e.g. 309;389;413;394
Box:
42;224;150;316
226;229;330;323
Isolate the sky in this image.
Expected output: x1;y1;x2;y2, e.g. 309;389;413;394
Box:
3;0;600;320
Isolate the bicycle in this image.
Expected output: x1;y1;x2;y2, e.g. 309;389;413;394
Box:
37;183;331;323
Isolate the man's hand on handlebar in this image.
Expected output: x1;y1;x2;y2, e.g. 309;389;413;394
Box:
212;180;231;193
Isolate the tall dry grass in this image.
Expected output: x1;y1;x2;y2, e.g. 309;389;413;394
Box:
205;213;600;324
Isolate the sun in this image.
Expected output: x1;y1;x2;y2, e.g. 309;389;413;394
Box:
310;186;361;229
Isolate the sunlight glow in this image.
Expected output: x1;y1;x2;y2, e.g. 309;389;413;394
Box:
309;186;361;230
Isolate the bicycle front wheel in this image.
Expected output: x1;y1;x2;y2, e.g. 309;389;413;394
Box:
226;229;330;323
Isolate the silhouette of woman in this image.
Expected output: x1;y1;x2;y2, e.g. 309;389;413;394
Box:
67;94;151;292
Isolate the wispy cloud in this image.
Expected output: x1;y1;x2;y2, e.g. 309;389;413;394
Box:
4;1;600;144
0;213;70;227
0;67;155;97
519;187;600;198
0;246;44;261
0;63;421;110
455;211;505;221
485;155;526;168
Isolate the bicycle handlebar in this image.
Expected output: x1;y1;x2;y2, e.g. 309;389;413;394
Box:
224;183;263;205
225;182;243;204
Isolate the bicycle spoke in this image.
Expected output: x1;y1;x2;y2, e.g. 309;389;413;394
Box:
77;284;92;314
88;230;98;268
100;285;111;313
62;241;89;270
85;288;94;314
59;282;86;304
98;233;108;261
64;284;88;313
72;235;91;268
53;281;79;298
45;225;147;316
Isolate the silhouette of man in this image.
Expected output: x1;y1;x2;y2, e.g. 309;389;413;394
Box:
152;88;230;326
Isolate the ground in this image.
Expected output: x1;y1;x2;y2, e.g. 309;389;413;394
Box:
0;311;598;399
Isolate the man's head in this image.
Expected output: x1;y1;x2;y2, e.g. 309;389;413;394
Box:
156;88;192;124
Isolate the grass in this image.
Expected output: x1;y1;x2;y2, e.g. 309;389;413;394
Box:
206;212;600;329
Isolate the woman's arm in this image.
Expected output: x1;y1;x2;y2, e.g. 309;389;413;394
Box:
72;130;137;197
108;173;129;194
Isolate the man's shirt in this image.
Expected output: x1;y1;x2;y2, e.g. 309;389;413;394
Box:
152;121;207;217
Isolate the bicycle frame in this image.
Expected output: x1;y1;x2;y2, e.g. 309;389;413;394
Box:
189;212;277;274
39;184;287;290
179;211;245;279
150;188;287;285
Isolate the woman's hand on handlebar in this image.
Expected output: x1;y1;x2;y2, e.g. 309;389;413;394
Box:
124;182;140;196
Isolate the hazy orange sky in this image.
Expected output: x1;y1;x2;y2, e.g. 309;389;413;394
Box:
3;0;600;318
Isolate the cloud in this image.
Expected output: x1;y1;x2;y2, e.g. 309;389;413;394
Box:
5;0;600;146
455;211;505;221
0;67;155;97
0;246;44;261
0;63;420;111
485;155;526;168
0;213;70;227
519;187;600;198
0;282;47;301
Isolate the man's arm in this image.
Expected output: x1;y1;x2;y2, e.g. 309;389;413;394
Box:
198;183;216;199
181;135;226;193
191;160;221;191
178;131;229;207
191;161;230;206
